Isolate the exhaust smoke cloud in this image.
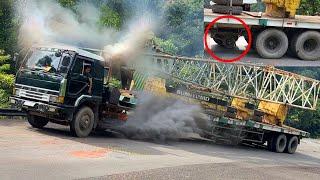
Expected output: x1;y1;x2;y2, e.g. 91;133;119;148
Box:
17;0;156;62
122;93;209;141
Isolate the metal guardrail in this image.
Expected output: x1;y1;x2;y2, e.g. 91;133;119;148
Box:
0;108;26;117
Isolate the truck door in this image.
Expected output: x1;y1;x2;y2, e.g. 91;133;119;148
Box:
68;56;93;97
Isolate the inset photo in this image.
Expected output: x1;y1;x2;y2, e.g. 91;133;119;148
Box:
204;0;320;66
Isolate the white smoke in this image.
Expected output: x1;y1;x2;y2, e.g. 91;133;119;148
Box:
103;15;155;63
17;0;116;48
122;93;209;141
16;0;156;60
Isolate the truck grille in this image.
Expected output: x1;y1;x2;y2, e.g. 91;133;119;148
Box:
15;84;59;102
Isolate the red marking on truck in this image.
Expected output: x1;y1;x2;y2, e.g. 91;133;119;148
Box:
204;15;252;63
70;148;111;158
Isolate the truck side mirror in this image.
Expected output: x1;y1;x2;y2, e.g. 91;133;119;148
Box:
13;52;19;70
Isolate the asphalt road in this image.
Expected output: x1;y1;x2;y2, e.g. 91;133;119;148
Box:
206;37;320;67
0;119;320;180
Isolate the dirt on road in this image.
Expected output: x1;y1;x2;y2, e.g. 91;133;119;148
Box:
0;119;319;180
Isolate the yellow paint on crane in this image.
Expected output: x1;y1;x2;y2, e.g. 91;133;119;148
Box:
231;98;254;120
258;101;288;126
263;0;301;18
143;77;167;95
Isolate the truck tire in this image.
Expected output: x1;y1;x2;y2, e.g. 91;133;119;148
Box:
212;5;243;15
70;106;94;137
271;134;287;153
256;29;288;59
213;0;243;6
27;115;49;129
291;31;320;61
213;37;224;46
285;136;299;154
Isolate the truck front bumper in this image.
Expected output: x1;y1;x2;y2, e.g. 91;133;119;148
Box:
9;97;73;120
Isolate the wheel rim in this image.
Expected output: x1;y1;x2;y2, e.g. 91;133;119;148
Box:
79;114;91;131
303;39;318;53
265;36;280;51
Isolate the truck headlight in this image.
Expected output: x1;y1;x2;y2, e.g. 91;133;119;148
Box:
14;89;20;97
49;95;58;103
49;95;64;104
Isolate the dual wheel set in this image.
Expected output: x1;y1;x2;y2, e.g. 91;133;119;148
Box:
212;28;320;61
266;133;299;154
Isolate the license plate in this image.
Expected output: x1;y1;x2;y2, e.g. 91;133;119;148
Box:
24;101;36;107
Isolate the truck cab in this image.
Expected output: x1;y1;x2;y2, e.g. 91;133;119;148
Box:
10;44;136;137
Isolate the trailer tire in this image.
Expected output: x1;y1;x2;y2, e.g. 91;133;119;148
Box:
70;106;94;138
256;29;288;59
271;134;287;153
27;115;49;129
292;31;320;61
212;5;243;15
285;136;299;154
213;0;243;6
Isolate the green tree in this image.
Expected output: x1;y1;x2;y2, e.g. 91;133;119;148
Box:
99;5;122;29
0;50;14;108
298;0;320;15
0;0;17;54
287;104;320;138
157;0;203;56
58;0;78;8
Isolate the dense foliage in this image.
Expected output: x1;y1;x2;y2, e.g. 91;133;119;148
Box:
0;50;14;108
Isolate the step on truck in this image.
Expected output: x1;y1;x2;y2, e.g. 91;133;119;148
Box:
10;44;137;137
204;1;320;61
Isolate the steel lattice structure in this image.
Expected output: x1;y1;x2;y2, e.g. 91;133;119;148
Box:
135;53;320;110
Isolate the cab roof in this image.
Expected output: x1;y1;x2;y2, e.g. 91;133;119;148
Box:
33;43;105;61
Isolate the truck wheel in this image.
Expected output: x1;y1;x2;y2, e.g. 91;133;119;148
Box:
271;134;287;153
27;115;49;129
213;0;243;6
213;37;224;46
212;5;243;15
285;136;299;154
70;106;94;137
291;31;320;61
256;29;288;59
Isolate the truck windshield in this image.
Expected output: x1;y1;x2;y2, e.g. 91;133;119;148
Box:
22;48;72;75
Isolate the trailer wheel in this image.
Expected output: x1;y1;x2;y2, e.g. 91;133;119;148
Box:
213;0;243;6
70;106;94;137
271;134;287;153
256;29;288;59
212;5;243;15
27;115;49;129
291;31;320;61
285;136;299;154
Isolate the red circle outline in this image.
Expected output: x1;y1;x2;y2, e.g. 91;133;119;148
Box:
204;15;252;63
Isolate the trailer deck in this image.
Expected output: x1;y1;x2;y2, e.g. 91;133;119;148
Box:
209;115;310;137
204;8;320;29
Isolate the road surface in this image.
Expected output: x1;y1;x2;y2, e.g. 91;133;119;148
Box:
0;119;319;180
206;36;320;67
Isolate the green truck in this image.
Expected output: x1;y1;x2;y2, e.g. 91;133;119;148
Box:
10;44;136;137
